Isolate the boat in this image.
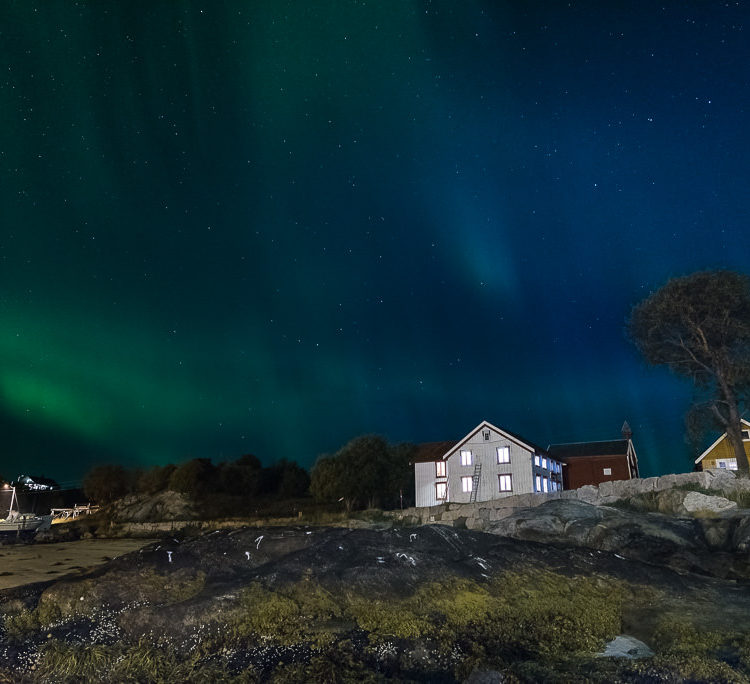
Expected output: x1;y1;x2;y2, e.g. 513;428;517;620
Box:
0;486;52;535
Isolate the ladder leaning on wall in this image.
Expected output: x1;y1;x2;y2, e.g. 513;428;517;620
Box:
470;463;482;503
438;480;449;503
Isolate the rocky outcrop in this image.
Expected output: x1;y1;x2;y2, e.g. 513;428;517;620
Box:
106;491;198;523
393;470;750;530
3;524;750;682
486;498;750;580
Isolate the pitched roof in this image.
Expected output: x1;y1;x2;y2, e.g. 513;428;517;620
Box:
547;439;630;459
694;418;750;464
493;424;547;454
412;441;459;463
412;420;547;464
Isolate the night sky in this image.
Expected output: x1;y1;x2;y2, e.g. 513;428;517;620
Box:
2;1;748;485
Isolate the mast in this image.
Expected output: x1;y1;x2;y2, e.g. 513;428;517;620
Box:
9;486;17;518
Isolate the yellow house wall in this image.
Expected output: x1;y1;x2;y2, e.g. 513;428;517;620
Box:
700;436;750;470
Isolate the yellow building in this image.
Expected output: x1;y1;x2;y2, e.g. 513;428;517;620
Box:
694;419;750;471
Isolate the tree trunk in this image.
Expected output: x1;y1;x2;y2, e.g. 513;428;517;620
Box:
717;375;750;476
726;421;749;476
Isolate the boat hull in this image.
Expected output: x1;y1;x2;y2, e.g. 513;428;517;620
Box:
0;515;52;534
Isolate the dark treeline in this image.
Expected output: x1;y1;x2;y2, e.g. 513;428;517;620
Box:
82;455;310;508
78;434;417;515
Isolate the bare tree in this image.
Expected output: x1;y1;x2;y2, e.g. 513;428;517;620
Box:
628;270;750;475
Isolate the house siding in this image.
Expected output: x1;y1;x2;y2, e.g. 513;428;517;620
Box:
563;455;630;490
415;461;444;508
445;429;535;504
699;437;750;470
413;421;564;507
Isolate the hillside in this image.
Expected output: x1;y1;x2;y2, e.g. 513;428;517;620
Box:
3;481;750;682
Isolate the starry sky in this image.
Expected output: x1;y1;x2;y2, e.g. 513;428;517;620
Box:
1;1;748;484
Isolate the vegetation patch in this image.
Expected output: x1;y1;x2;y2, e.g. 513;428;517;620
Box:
227;580;344;647
725;489;750;509
628;615;750;683
135;568;207;605
219;568;626;679
6;567;750;682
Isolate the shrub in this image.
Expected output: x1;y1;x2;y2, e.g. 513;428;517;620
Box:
82;464;134;504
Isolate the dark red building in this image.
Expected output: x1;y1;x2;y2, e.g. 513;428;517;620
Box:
548;422;639;490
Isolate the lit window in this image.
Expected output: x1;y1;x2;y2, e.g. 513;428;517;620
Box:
460;450;472;466
542;478;548;493
461;476;473;493
436;461;446;478
603;467;612;476
498;474;512;492
436;482;447;500
534;455;540;467
535;475;541;492
497;446;510;464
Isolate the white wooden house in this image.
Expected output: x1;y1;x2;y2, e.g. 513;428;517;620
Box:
413;420;563;507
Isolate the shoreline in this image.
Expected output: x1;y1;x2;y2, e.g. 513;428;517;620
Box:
0;539;156;591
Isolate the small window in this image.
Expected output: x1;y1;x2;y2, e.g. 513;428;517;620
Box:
460;450;472;466
436;482;447;500
483;430;490;441
498;474;512;492
717;458;738;471
461;476;473;493
534;455;541;467
603;467;612;476
496;446;510;464
542;457;547;470
435;461;446;478
535;475;541;492
542;478;548;493
743;430;750;441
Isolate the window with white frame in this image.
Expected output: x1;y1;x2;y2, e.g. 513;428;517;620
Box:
535;475;541;492
542;478;548;493
717;458;738;470
534;455;540;467
436;461;446;478
542;457;547;470
496;446;510;464
498;474;512;492
436;482;447;500
460;450;472;466
603;467;612;476
743;430;750;440
461;476;473;493
483;430;490;440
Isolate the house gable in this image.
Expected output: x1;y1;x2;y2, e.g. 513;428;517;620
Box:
442;420;545;460
695;418;750;468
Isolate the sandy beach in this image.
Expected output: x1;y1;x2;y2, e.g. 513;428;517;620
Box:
0;539;155;590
